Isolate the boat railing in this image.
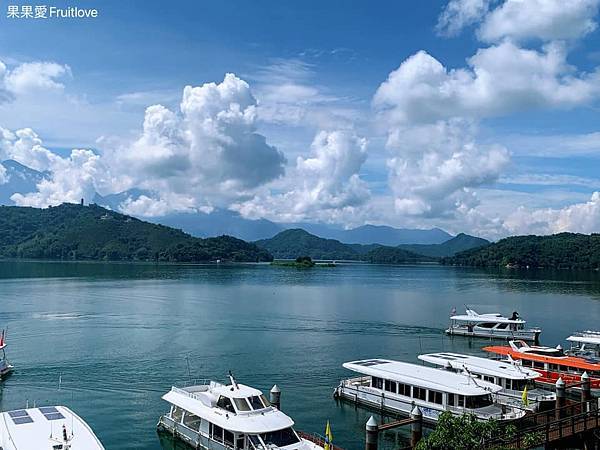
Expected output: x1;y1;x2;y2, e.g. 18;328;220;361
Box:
170;381;217;400
297;431;344;450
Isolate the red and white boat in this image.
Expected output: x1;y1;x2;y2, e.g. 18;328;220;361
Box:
483;340;600;396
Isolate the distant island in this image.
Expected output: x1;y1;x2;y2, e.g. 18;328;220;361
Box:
271;256;335;268
443;233;600;270
0;203;272;263
255;229;487;263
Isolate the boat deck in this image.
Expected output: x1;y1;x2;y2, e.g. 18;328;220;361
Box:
0;406;104;449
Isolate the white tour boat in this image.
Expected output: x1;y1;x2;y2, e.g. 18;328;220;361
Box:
567;331;600;361
0;330;13;379
446;308;541;341
334;359;526;424
158;375;325;450
0;405;105;449
418;352;555;411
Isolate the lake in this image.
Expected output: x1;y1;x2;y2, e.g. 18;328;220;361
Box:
0;261;599;449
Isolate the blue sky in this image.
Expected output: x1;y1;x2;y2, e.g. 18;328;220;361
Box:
1;0;600;238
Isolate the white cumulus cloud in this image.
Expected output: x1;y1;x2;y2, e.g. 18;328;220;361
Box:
106;73;286;212
234;130;369;223
479;0;600;43
11;149;103;207
3;61;71;96
373;41;600;125
436;0;491;36
503;191;600;235
385;120;510;217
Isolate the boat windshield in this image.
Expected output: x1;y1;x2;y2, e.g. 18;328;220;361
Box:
248;395;269;410
260;427;300;447
465;394;493;409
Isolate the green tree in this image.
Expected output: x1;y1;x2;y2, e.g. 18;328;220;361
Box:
416;413;515;450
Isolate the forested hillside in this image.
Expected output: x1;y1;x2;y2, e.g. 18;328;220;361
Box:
0;203;272;262
443;233;600;269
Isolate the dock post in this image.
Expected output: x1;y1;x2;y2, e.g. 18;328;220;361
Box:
410;406;423;449
581;372;591;405
270;385;281;410
555;378;566;420
365;416;378;450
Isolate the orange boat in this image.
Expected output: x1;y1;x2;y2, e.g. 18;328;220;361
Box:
483;340;600;395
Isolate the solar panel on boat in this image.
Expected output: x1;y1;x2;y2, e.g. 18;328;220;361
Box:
12;416;34;424
8;410;28;418
38;406;59;414
39;407;65;421
8;410;34;425
355;359;387;366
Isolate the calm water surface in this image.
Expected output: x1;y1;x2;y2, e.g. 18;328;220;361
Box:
0;261;599;449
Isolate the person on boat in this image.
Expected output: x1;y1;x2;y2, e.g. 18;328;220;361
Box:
510;311;519;321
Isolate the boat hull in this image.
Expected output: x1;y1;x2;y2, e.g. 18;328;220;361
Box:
446;327;540;341
334;379;524;424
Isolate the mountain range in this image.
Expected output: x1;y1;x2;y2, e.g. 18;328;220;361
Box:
255;229;488;261
0;159;467;247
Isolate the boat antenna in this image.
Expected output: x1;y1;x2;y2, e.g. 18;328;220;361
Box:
228;370;239;390
185;355;192;384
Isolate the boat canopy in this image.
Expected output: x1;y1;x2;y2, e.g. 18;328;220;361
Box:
343;359;502;396
567;332;600;346
162;384;295;434
418;352;540;380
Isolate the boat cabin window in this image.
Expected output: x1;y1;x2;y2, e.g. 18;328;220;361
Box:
260;395;271;407
211;423;224;443
171;406;183;423
233;397;251;412
384;379;397;394
457;395;465;407
371;377;383;389
428;390;443;405
183;412;202;430
479;323;496;329
448;393;455;406
397;382;411;397
533;361;545;370
465;394;493;409
413;387;427;401
248;395;267;410
217;396;236;414
509;379;527;391
260;427;300;447
496;323;508;330
483;375;495;384
224;429;235;446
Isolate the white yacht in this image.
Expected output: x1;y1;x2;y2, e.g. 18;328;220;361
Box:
0;405;105;449
157;375;325;450
334;359;525;424
0;330;13;379
418;352;555;411
567;331;600;361
446;308;541;341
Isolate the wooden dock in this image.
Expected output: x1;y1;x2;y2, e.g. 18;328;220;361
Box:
485;400;600;449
